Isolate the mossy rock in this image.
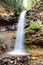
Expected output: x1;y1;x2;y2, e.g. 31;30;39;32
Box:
25;44;32;50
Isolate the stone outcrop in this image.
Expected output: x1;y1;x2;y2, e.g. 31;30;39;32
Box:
25;0;43;46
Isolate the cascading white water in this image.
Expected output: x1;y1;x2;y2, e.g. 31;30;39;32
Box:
14;11;26;52
6;0;29;56
23;0;28;8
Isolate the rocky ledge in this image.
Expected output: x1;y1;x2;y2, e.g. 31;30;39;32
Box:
0;55;43;65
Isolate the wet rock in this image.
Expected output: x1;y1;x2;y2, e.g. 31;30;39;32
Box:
0;55;43;65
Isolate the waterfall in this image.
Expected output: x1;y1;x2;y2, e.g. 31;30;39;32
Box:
14;11;26;52
23;0;28;8
6;0;29;56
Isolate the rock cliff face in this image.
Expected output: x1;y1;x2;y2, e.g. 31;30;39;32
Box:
25;0;43;46
0;0;43;54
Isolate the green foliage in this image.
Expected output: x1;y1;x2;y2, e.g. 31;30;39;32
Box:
27;0;36;10
3;0;22;11
24;28;35;34
30;20;41;30
24;20;41;34
3;0;36;12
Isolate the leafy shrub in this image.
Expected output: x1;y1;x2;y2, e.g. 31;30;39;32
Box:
30;20;41;30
